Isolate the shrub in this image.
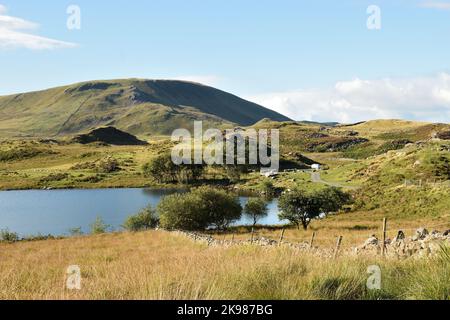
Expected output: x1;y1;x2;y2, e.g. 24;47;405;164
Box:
158;193;206;230
39;173;69;183
0;229;20;242
158;187;242;231
0;147;42;162
97;157;120;173
68;227;83;236
191;187;242;230
90;216;110;234
123;205;159;232
260;179;277;197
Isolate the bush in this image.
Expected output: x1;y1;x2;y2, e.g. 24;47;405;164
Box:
39;173;69;183
191;187;242;230
97;157;120;173
0;147;42;162
260;179;277;197
90;216;110;234
158;187;242;231
143;153;204;183
158;193;206;230
123;205;159;232
0;229;20;242
68;227;83;236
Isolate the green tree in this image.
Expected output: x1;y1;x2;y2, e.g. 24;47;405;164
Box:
278;187;350;230
316;187;352;214
278;189;322;230
158;187;242;231
0;228;19;242
158;193;207;230
191;187;242;230
143;153;177;183
244;198;269;226
123;205;159;232
90;216;110;234
260;179;277;197
143;153;204;184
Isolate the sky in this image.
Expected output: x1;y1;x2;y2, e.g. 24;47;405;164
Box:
0;0;450;123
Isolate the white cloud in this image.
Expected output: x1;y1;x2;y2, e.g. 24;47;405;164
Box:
247;73;450;123
172;75;221;87
0;5;77;50
420;1;450;10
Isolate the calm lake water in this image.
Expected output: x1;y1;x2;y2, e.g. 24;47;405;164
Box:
0;188;285;236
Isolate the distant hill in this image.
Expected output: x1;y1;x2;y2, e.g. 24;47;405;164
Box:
251;119;450;157
72;127;148;146
0;79;291;138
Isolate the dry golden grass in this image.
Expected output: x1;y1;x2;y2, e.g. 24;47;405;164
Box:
0;229;448;300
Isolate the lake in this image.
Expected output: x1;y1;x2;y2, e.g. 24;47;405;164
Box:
0;188;285;236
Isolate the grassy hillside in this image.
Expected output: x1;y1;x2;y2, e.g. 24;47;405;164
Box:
0;79;290;138
0;230;448;300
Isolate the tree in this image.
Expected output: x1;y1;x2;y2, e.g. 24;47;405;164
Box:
224;164;247;183
316;187;352;214
158;193;208;231
90;216;110;234
143;153;204;184
244;198;269;226
278;190;322;230
191;187;242;230
123;205;159;232
278;187;350;230
157;187;242;231
260;179;277;197
143;153;178;183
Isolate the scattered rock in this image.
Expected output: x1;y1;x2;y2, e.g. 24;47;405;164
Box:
392;230;405;243
364;235;378;247
412;228;429;241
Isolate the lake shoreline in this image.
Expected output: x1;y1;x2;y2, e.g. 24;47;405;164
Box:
0;187;279;237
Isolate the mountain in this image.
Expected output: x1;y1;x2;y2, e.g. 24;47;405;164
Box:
0;79;291;138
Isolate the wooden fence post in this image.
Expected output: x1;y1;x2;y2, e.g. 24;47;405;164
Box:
278;228;285;246
381;218;387;257
231;234;235;244
309;232;316;249
251;227;255;244
333;236;343;259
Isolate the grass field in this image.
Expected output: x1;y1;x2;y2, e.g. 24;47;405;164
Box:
0;229;448;300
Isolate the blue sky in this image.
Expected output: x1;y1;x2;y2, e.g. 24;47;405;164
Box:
1;0;450;122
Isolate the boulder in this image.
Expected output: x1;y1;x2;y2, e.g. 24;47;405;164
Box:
412;228;429;241
392;230;405;243
364;235;378;247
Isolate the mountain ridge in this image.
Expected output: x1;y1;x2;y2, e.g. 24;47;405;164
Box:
0;79;291;138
